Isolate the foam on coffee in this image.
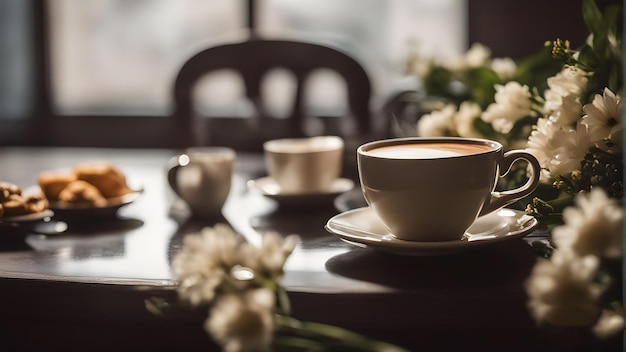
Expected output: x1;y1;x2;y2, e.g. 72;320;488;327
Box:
364;142;494;159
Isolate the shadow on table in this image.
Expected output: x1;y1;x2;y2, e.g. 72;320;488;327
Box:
325;238;537;289
27;216;145;239
167;213;231;265
249;206;341;244
321;239;623;352
0;216;144;252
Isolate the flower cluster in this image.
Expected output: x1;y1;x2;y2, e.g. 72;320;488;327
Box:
525;189;623;336
172;224;299;351
408;0;623;214
409;44;557;151
404;0;623;338
169;224;407;352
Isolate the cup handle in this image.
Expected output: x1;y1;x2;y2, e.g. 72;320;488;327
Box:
478;150;541;217
167;154;185;197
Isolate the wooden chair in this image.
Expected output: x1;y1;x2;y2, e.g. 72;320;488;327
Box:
172;38;374;152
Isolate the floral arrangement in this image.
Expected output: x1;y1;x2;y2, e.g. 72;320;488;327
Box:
403;0;623;338
153;224;408;352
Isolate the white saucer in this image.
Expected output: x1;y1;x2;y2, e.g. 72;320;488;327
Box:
0;210;55;241
325;207;538;256
247;177;354;207
0;210;54;224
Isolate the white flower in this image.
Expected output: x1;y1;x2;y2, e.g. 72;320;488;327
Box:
581;87;622;148
542;65;588;127
206;288;275;352
526;117;558;171
172;224;244;305
170;224;303;351
543;65;589;116
592;309;626;339
544;122;592;178
550;65;589;95
405;51;432;78
241;231;299;281
525;250;603;326
490;57;517;80
417;104;457;137
172;224;299;306
443;43;491;72
526;118;594;179
548;93;583;127
552;188;623;259
464;43;491;68
454;101;482;138
481;81;533;133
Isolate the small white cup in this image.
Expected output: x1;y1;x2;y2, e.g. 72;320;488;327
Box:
167;147;235;218
263;136;344;194
358;137;540;242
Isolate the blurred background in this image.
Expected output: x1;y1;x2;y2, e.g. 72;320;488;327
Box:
0;0;589;146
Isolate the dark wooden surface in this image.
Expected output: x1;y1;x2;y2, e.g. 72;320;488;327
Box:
0;147;620;351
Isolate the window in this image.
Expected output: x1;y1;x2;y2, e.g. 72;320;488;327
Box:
0;0;466;146
0;0;35;120
48;0;247;115
48;0;466;116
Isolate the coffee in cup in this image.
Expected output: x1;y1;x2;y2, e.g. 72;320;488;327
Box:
167;147;235;218
263;136;344;194
357;137;540;242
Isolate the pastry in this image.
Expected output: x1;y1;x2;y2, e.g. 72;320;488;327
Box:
73;162;130;198
2;194;29;217
58;180;108;207
25;193;49;214
38;171;77;202
0;181;21;202
0;181;49;218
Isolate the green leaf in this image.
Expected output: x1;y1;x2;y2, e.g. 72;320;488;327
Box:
576;44;600;69
514;46;562;91
529;240;555;258
473;118;496;136
603;5;623;41
585;1;623;64
276;284;291;316
465;67;500;107
582;0;604;35
423;66;455;98
609;64;621;92
145;297;170;316
274;315;409;352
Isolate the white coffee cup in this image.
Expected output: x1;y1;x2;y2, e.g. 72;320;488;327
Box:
357;137;540;242
263;136;344;194
167;147;235;218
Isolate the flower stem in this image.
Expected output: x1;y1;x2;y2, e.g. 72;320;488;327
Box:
273;315;409;352
275;284;291;316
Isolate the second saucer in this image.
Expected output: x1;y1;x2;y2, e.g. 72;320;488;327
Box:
247;177;354;207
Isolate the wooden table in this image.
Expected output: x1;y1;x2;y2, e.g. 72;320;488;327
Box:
0;147;619;351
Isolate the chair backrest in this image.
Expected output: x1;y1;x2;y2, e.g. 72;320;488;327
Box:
382;89;423;138
173;38;373;151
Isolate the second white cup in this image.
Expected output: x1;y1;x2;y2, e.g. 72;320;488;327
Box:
167;147;235;218
263;136;344;194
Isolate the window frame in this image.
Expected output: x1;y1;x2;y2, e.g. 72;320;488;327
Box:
0;0;257;149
